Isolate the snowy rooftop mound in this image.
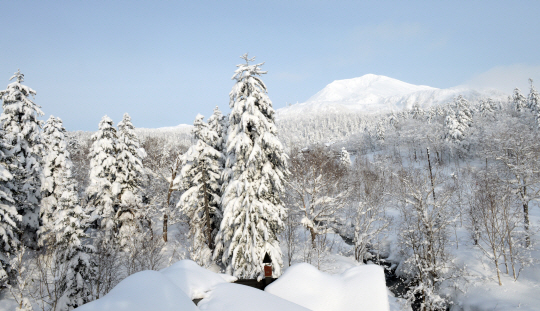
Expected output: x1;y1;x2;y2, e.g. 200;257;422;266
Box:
74;260;235;311
265;263;390;311
160;259;237;299
277;74;507;117
198;283;311;311
74;270;198;311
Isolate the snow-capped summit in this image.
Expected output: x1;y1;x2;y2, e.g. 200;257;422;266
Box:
277;74;507;117
306;74;435;104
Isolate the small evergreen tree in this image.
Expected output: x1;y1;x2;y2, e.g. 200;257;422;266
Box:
513;88;527;112
339;147;351;167
214;54;288;279
176;114;223;266
87;116;118;239
527;78;539;112
116;113;147;247
0;70;43;247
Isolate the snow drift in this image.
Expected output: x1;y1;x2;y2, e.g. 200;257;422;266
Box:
265;263;390;311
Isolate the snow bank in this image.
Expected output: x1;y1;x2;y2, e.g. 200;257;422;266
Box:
75;270;197;311
160;259;236;299
265;263;389;311
197;283;310;311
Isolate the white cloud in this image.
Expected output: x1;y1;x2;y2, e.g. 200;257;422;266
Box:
464;64;540;94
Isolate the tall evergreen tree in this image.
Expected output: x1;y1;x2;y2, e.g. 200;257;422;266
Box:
176;114;223;266
0;70;43;247
40;116;93;309
115;113;147;247
0;129;18;289
40;116;70;245
214;54;288;279
87;116;118;238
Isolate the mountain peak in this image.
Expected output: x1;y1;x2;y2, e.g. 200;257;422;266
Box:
277;74;506;117
306;74;436;105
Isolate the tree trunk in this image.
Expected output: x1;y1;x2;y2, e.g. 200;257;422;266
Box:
202;168;214;250
524;202;530;247
163;214;168;242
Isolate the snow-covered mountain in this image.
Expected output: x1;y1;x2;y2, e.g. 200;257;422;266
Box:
277;74;507;117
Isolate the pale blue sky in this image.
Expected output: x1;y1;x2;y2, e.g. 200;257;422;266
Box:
1;1;539;131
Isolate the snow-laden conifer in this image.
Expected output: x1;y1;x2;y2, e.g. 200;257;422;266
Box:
376;121;385;142
39;115;93;309
87;116;118;237
0;129;18;289
207;106;228;154
214;54;288;279
527;79;540;112
0;70;43;247
411;103;424;120
40;116;70;245
479;99;494;117
454;95;472;128
339;147;351;167
444;111;463;142
115;113;147;247
513;88;527;112
176;114;223;266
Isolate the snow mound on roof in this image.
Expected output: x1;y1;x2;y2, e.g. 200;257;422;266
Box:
198;283;311;311
74;260;238;311
74;270;198;311
265;263;389;311
160;259;237;299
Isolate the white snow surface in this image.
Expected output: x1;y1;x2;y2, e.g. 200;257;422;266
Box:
277;74;507;116
74;270;198;311
160;259;237;299
265;262;390;311
197;283;310;311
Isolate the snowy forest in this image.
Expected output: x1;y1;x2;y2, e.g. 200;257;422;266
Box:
1;53;540;311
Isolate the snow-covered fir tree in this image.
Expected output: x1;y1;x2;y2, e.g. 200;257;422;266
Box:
0;129;18;289
87;116;118;238
40;116;70;246
444;111;463;142
513;88;527;112
207;106;228;154
527;79;539;112
454;95;472;128
0;70;43;247
339;147;351;167
176;114;223;266
115;113;147;247
376;121;385;142
214;54;288;279
38;115;93;309
479;99;494;117
54;169;93;310
411;103;424;120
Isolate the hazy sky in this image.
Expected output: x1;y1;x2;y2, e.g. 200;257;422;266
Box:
1;1;539;131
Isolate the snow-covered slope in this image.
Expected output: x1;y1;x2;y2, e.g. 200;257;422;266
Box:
277;74;507;116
